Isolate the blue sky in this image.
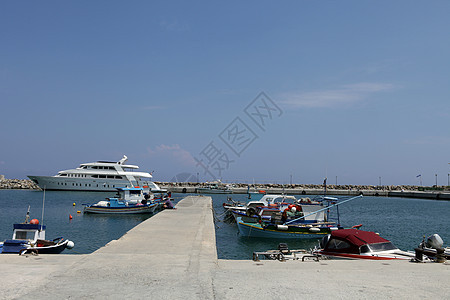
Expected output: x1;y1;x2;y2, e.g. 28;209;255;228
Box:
1;1;449;186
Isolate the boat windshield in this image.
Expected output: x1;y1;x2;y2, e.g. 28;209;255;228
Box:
361;242;398;253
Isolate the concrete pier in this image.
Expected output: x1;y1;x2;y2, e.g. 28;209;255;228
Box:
1;195;449;299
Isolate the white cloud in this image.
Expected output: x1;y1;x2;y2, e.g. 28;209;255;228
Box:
147;144;196;166
280;82;395;108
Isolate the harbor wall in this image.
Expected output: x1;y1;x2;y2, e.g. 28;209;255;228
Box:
0;177;448;200
163;184;450;200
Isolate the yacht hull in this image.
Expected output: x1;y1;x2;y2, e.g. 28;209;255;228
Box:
28;176;162;192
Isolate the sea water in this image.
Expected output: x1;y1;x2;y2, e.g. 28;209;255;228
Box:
0;190;449;259
0;190;183;254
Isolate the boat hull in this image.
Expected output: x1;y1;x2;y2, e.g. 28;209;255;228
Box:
84;204;157;214
1;239;71;254
237;218;333;239
317;251;414;260
24;240;71;254
28;176;162;192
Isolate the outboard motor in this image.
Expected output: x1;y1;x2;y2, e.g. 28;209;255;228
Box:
426;234;444;249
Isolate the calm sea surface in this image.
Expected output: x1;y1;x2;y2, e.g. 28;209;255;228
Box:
1;190;449;259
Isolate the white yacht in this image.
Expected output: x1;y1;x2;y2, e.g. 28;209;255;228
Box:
28;155;166;192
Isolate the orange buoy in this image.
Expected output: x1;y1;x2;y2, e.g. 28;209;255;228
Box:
69;214;73;220
30;219;39;224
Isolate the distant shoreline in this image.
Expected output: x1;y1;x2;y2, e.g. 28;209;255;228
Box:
2;178;448;200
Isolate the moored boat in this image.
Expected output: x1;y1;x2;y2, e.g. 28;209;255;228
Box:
28;155;165;192
0;208;74;254
314;229;415;260
197;180;233;194
237;217;340;239
236;195;362;239
84;187;157;214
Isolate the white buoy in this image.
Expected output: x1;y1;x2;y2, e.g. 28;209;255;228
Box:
66;241;75;249
309;227;320;232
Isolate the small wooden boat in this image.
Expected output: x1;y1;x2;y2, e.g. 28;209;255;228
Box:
0;208;74;254
237;217;340;239
236;195;362;239
315;229;415;260
84;187;158;214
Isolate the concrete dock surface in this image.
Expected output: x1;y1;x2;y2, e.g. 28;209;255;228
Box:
1;195;449;299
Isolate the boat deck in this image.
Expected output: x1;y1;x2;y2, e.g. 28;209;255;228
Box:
0;195;449;299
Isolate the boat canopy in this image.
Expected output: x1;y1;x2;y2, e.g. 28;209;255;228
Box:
330;229;390;247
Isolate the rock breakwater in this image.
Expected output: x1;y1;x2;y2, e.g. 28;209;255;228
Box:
0;178;40;190
157;181;432;192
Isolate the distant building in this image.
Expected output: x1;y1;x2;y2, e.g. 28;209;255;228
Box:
0;175;4;181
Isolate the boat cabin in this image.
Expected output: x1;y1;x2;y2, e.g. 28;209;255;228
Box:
112;187;147;204
12;223;46;242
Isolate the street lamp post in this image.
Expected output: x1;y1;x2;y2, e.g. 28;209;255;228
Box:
435;174;438;187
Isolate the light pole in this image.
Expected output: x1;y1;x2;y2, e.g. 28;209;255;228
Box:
336;176;338;186
379;176;382;187
435;174;438;187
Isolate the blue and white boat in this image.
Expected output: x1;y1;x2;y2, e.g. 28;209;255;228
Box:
0;208;74;254
84;187;158;214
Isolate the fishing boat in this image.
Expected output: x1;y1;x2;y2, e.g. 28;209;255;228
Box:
237;216;340;239
314;229;415;260
0;208;74;254
223;194;297;211
28;155;166;192
84;187;158;214
236;195;362;239
197;180;233;194
227;195;323;222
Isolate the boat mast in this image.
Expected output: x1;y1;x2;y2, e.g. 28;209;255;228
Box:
41;186;46;226
25;205;30;223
